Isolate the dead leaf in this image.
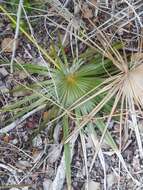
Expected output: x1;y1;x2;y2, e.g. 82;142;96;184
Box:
32;149;43;163
127;64;143;99
16;160;32;170
82;4;93;19
89;0;97;6
43;111;49;121
1;38;18;53
3;135;10;143
26;118;36;129
18;71;27;80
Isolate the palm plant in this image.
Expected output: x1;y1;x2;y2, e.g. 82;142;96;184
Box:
1;37;141;186
1;4;143;188
1;38;125;188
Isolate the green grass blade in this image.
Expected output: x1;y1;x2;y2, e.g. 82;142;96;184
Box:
63;115;72;190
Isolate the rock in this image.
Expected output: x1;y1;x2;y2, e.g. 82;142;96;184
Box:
22;188;28;190
86;136;94;149
0;84;9;93
86;181;101;190
43;179;52;190
32;134;43;148
0;67;8;76
10;188;28;190
138;120;143;133
107;173;117;189
47;145;62;163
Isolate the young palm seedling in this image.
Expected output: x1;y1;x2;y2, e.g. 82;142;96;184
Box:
1;39;124;188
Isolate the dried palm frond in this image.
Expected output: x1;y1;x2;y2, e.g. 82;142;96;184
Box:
66;31;143;159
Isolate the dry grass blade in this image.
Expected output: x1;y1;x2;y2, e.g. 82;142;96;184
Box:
10;0;23;73
80;131;89;190
123;0;143;28
88;125;107;190
70;75;122;111
88;0;143;37
89;87;123;172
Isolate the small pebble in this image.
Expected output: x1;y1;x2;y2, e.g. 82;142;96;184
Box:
32;134;43;148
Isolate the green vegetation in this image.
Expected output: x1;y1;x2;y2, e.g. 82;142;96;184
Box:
0;2;143;189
